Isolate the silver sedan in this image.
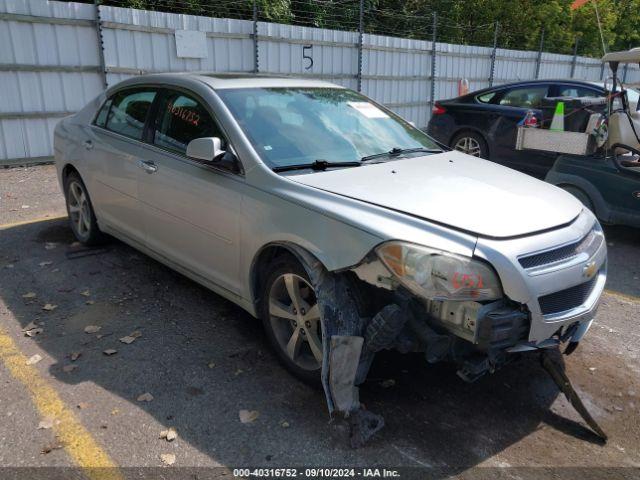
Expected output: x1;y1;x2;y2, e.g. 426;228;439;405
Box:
55;74;606;438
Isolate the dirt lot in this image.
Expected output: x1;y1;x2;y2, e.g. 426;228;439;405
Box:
0;165;639;479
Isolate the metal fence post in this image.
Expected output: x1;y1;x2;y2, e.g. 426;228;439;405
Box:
429;12;437;111
622;62;629;83
356;0;364;92
600;61;606;80
570;37;579;78
252;0;259;73
94;0;107;88
534;28;544;79
488;22;499;87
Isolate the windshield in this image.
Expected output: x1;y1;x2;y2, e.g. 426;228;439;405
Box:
217;87;440;169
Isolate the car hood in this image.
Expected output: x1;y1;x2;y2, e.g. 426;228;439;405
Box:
288;151;582;238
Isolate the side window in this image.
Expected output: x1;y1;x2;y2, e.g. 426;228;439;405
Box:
153;91;222;155
94;98;112;127
476;91;497;103
499;86;548;108
557;86;602;98
104;89;156;140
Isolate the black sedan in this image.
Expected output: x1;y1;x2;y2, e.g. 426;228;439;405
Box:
426;79;607;178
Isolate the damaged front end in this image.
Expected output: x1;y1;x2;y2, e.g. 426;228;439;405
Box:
304;229;607;446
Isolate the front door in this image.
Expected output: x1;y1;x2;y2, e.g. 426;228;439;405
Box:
137;89;243;295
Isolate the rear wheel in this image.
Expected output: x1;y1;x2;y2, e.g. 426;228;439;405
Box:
260;256;323;384
64;172;105;245
451;131;489;159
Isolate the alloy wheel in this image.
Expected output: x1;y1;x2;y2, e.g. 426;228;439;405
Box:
268;273;323;371
67;180;91;239
454;136;482;157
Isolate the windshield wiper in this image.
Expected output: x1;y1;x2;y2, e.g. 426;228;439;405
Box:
360;147;443;162
272;159;361;173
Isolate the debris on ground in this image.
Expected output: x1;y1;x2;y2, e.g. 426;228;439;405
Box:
38;417;55;430
22;321;38;332
380;379;396;388
62;364;77;373
42;304;57;311
348;409;385;449
103;349;117;356
38;261;53;267
41;441;64;454
119;331;142;344
281;421;290;428
80;290;91;297
137;392;154;402
70;352;81;361
159;427;177;442
24;327;43;337
84;325;101;334
77;403;90;410
207;362;216;369
26;354;42;365
239;410;259;424
160;453;176;466
22;292;36;299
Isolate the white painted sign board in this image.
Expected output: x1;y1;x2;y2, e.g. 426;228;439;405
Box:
175;30;207;58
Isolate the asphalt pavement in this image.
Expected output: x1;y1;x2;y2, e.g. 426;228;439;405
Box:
0;165;638;479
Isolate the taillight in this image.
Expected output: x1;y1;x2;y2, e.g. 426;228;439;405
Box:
432;103;446;115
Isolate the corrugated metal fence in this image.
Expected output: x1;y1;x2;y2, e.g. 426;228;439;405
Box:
1;0;639;165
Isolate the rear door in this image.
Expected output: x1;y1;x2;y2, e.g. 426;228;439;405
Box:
88;87;158;243
489;84;554;178
137;88;244;295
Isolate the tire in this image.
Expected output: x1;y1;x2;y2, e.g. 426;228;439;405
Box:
451;131;489;159
560;185;595;213
260;255;323;384
63;171;106;246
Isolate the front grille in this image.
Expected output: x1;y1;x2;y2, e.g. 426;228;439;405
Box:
519;228;600;269
538;275;598;316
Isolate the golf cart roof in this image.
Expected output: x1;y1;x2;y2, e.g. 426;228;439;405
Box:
602;47;640;64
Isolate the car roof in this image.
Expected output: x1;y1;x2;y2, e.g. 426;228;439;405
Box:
453;78;604;101
110;72;343;91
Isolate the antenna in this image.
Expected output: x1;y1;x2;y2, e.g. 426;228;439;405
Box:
592;0;607;55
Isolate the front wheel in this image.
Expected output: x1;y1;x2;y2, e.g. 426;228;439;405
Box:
64;172;105;245
260;256;323;384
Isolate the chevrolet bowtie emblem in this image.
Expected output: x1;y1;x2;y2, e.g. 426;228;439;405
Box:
583;261;597;279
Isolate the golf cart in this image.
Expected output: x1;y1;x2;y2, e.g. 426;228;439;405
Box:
519;47;640;228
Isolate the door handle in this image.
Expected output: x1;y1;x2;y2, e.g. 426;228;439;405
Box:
83;140;93;150
137;160;158;174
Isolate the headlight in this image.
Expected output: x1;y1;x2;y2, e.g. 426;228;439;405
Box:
376;241;503;301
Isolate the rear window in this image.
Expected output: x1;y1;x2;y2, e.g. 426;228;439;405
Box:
476;92;497;103
557;86;602;98
104;89;156;140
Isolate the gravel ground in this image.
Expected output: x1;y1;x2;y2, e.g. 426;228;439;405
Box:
0;165;638;479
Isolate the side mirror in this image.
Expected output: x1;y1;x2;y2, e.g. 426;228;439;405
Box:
186;137;225;162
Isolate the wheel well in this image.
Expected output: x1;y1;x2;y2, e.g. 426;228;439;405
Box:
62;163;79;182
557;183;594;208
250;244;307;311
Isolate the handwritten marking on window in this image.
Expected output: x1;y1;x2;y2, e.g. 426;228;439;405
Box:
167;101;200;126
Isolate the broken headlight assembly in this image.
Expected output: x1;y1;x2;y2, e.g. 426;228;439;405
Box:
376;241;503;302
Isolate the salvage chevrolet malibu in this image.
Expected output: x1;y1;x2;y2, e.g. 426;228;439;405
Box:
54;74;607;444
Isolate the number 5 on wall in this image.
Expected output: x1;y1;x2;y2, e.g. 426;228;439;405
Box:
303;45;313;70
